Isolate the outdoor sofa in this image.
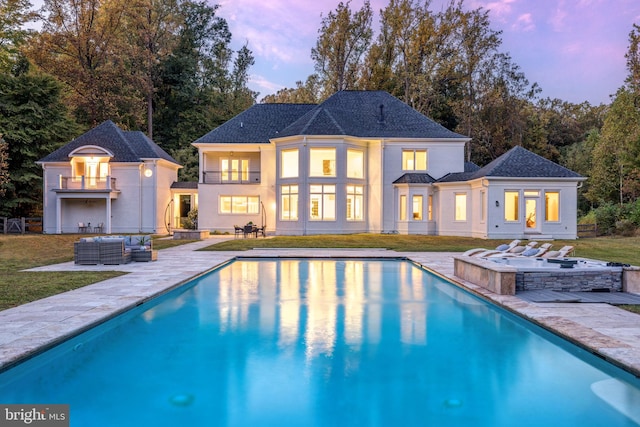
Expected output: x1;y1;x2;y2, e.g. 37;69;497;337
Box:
74;235;156;265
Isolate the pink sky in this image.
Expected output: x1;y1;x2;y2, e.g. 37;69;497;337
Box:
217;0;640;105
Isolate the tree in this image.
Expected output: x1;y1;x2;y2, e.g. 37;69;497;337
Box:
0;73;79;217
29;0;143;128
311;0;373;97
587;88;640;205
625;23;640;96
262;74;322;104
0;0;37;71
0;134;9;197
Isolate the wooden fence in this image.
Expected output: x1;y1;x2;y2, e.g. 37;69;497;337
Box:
577;223;598;238
1;217;43;234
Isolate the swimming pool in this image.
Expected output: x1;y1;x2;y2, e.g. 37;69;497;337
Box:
1;259;639;426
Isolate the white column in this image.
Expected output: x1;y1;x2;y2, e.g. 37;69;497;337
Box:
56;196;62;234
106;196;112;234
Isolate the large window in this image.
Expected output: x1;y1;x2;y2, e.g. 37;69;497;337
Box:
281;149;299;178
504;191;519;221
400;195;407;221
72;157;109;187
545;192;559;221
347;149;364;178
220;196;259;214
455;193;467;221
281;185;299;221
402;150;427;171
346;185;364;221
221;158;249;182
412;195;423;220
310;184;336;220
310;148;336;177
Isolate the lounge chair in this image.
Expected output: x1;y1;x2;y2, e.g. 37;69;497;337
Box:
482;241;538;258
462;239;521;257
541;245;574;259
492;242;553;258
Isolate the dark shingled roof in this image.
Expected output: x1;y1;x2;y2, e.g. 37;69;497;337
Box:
194;104;316;144
393;173;437;184
170;181;198;189
436;146;583;183
279;91;468;139
39;120;178;164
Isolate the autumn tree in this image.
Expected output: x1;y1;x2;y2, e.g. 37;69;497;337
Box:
311;0;373;97
29;0;143;127
262;75;322;104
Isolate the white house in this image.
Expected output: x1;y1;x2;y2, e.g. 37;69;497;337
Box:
38;120;183;234
38;91;584;239
194;91;585;239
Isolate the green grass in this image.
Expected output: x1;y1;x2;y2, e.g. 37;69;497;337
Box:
0;234;193;311
2;233;639;312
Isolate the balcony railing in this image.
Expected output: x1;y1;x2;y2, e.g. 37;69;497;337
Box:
202;171;261;184
58;175;117;190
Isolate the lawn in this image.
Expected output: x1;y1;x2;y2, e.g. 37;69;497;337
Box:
2;233;640;311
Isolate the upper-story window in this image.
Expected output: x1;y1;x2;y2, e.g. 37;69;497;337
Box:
221;158;249;182
72;156;109;187
310;148;336;177
281;149;299;178
402;150;427;171
347;149;364;178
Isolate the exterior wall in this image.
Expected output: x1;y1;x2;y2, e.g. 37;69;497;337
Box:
197;144;276;234
394;183;435;235
41;160;177;234
483;178;580;240
435;178;581;240
382;140;465;233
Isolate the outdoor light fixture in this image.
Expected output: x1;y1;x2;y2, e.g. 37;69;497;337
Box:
144;168;153;178
495;200;500;207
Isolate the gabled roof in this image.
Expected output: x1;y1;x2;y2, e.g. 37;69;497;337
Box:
38;120;178;164
393;173;437;184
279;91;468;139
436;146;583;183
194;104;316;144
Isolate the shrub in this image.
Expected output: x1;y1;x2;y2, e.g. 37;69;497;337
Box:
593;203;620;235
615;220;637;237
182;209;198;230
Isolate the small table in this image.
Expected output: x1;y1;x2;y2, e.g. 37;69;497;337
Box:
131;250;158;262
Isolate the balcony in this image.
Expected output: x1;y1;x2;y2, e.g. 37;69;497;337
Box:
54;176;118;191
202;171;261;184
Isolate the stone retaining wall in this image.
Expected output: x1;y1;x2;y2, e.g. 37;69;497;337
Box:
516;270;622;292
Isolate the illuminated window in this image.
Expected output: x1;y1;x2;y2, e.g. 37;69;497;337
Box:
545;192;559;221
428;195;433;221
72;157;109;187
504;191;519;221
281;149;299;178
310;148;336;177
219;196;259;214
399;195;407;221
402;150;427;170
310;184;335;220
455;193;467;221
346;185;364;221
412;195;423;220
221;158;249;182
281;185;299;220
347;149;364;178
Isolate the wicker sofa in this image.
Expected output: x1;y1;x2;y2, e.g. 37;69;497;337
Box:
74;235;154;265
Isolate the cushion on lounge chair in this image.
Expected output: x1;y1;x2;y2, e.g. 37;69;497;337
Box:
496;244;510;251
522;248;539;257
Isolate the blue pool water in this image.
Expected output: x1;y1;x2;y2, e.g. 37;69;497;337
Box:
1;259;640;426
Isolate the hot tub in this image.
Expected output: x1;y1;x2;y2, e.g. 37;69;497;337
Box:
453;255;626;295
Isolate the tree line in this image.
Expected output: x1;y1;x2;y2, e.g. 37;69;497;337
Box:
1;0;639;234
